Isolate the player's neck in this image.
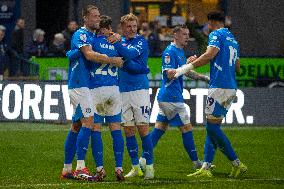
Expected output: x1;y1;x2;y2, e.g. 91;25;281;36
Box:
84;25;95;33
173;41;184;49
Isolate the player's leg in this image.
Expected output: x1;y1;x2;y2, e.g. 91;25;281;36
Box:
109;122;125;181
165;102;201;170
91;122;105;180
61;120;81;179
105;86;125;181
189;88;247;178
133;89;154;179
71;88;95;181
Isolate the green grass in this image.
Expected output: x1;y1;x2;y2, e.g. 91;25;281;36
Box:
0;123;284;188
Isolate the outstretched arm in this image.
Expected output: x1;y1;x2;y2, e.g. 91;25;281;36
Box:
173;46;219;78
185;70;209;82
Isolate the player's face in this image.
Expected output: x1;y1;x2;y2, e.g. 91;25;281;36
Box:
100;27;112;36
84;9;101;31
175;28;189;47
122;20;137;39
208;20;217;32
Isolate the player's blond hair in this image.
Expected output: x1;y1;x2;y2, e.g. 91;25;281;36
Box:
120;13;138;25
82;5;98;17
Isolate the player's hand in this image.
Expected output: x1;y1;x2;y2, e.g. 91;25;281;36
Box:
167;69;177;80
187;55;197;64
111;57;124;68
108;33;121;44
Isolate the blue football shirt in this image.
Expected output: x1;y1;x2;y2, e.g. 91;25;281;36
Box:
68;27;95;89
89;35;119;89
208;28;240;89
157;43;186;103
114;35;149;92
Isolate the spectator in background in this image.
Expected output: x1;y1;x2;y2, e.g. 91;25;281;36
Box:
186;12;207;54
11;18;25;55
62;21;78;50
0;25;9;80
148;21;161;56
225;16;232;30
48;33;66;57
10;18;25;76
25;28;48;58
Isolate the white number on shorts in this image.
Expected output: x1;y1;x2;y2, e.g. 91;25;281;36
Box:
228;46;238;66
95;64;118;76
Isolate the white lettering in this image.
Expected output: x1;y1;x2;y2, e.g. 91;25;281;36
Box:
44;85;60;120
62;85;73;120
2;84;22;119
23;84;42;119
191;89;208;123
226;89;245;124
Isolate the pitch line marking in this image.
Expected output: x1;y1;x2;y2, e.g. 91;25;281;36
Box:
0;178;283;188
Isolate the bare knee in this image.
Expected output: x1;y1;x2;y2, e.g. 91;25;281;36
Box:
155;121;168;131
70;120;82;133
92;123;102;132
109;122;121;131
137;124;149;137
124;126;136;137
81;116;94;128
179;123;193;133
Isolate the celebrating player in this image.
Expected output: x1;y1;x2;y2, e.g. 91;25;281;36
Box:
61;5;123;181
140;25;209;172
171;12;247;178
108;13;154;179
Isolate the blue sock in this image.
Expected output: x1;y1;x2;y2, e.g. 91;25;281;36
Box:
126;135;139;165
141;134;153;165
150;128;165;148
206;122;238;161
142;128;165;158
204;133;217;163
64;130;78;164
111;130;124;168
76;127;92;160
91;131;103;167
182;131;198;161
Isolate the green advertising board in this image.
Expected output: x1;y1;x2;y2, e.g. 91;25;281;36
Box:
33;57;283;87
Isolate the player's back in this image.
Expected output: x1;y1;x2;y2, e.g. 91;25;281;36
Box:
68;27;95;89
118;35;149;92
89;35;119;89
157;43;186;103
208;28;239;89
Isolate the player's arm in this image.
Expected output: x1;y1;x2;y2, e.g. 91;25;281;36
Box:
66;49;81;61
122;61;150;74
80;45;123;67
113;40;146;60
173;46;219;78
185;70;210;82
235;58;240;73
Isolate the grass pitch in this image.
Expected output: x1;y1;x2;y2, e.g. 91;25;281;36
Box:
0;123;283;188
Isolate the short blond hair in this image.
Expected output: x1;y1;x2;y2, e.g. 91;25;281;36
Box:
120;13;138;25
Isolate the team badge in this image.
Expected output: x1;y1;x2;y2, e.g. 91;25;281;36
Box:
80;33;87;42
164;55;171;64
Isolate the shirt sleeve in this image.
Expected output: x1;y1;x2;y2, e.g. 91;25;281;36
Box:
208;31;221;50
114;38;147;60
72;31;92;49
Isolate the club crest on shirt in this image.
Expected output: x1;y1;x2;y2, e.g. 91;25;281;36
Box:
80;33;87;42
165;55;170;64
